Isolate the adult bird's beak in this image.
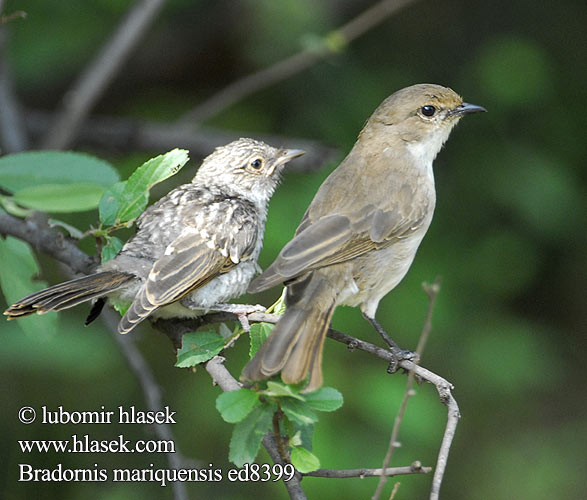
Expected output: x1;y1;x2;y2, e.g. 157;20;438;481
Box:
452;102;487;116
266;148;305;176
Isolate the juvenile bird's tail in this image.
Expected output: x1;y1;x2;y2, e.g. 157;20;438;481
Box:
242;272;337;392
4;272;134;320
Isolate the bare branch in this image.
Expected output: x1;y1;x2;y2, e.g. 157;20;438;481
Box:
25;110;338;173
0;211;94;274
178;0;420;125
304;462;431;479
0;23;29;152
205;356;307;500
101;308;189;500
42;0;168;150
372;278;441;500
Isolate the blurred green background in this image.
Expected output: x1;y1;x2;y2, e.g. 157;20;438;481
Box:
1;0;585;499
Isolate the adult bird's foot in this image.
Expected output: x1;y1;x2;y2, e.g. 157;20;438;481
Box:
387;348;420;374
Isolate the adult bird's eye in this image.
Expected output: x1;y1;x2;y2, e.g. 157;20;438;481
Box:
250;158;263;169
421;105;437;117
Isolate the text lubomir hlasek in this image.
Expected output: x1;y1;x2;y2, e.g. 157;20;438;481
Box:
41;406;176;425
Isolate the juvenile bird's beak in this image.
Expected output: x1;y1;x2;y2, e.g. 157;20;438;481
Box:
266;149;305;176
452;102;487;116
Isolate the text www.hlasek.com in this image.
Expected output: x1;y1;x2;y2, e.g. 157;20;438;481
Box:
19;434;174;454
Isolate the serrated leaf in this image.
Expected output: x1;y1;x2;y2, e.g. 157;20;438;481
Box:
0;236;57;338
280;398;318;426
264;380;305;400
0;151;119;192
248;322;274;358
101;235;123;262
303;387;344;412
290;446;320;473
13;183;107;213
216;388;261;423
175;331;225;367
99;149;189;225
229;403;275;467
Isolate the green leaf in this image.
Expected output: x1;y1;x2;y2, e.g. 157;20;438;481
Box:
108;296;130;317
248;322;274;358
266;287;287;315
303;387;344;412
98;182;126;226
175;331;225;368
280;398;318;426
293;423;314;450
0;151;119;191
218;322;234;339
229;403;275;467
264;380;305;400
101;235;123;263
99;149;189;225
290;446;320;473
0;194;33;217
48;218;84;239
13;183;107;213
0;236;57;338
216;388;261;423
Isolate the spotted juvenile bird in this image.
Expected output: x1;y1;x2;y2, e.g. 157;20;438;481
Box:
242;84;485;391
4;138;304;333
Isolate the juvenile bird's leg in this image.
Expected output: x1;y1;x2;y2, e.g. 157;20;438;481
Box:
362;313;419;373
208;303;267;332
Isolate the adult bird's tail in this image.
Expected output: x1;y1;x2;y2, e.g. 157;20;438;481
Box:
242;272;337;392
4;271;133;321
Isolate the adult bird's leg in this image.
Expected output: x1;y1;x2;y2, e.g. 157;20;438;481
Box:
362;313;419;372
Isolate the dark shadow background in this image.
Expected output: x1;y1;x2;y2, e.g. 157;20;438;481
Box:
0;1;585;499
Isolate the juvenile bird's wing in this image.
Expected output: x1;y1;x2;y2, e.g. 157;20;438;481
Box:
249;181;431;292
119;199;258;334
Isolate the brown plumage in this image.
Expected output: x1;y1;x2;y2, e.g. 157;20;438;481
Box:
242;84;485;391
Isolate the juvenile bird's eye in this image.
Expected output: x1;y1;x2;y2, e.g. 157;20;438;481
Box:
421;105;437;117
250;158;263;170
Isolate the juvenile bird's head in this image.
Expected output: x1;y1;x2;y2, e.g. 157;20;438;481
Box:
194;138;304;204
363;83;486;165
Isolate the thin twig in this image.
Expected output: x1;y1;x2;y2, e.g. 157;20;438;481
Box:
178;0;420;125
42;0;168;150
102;309;189;500
205;356;307;500
389;482;401;500
304;462;430;479
372;278;441;500
25;110;338;173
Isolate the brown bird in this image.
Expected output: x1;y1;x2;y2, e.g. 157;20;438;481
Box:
242;84;485;391
4;138;304;334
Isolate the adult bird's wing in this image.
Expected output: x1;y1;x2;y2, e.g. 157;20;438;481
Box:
119;203;258;334
249;181;431;293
